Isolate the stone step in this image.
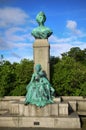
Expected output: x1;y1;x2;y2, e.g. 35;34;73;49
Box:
0;101;69;117
0;109;9;115
0;116;81;128
0;97;69;117
77;111;86;116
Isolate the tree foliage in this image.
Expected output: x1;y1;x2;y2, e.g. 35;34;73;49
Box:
0;47;86;97
0;59;33;97
51;47;86;96
52;56;86;96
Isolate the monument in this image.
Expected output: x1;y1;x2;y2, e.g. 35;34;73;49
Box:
0;11;81;129
25;11;55;107
32;11;52;80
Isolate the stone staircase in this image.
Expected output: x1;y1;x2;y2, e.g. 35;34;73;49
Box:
0;97;81;128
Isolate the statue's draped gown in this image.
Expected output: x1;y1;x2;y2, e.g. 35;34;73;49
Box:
25;70;54;107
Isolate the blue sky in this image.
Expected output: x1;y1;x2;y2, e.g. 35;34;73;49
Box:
0;0;86;63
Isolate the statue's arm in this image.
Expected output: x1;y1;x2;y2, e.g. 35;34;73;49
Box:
26;74;35;90
30;73;35;82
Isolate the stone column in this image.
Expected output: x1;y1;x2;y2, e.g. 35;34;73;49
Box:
33;39;50;80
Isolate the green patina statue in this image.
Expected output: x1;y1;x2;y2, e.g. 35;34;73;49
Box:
31;11;53;39
25;64;55;107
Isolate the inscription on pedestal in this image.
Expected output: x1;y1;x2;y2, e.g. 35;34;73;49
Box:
34;122;40;125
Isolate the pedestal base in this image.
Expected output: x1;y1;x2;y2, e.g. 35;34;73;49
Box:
0;115;80;128
0;97;81;128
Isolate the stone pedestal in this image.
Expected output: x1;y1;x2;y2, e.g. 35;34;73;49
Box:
33;39;50;80
0;97;81;128
19;103;59;117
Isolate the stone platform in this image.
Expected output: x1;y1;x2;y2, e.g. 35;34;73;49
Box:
0;115;80;128
0;97;81;128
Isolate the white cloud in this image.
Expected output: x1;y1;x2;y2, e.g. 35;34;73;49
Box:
0;7;35;51
0;7;29;27
6;57;21;63
50;41;86;57
13;43;32;48
0;40;32;50
66;20;77;30
49;35;72;43
0;7;37;62
71;41;86;49
49;35;73;56
50;43;72;57
11;52;21;59
0;26;34;51
4;26;34;43
0;38;12;50
66;20;83;36
5;27;27;42
49;34;86;57
7;55;33;63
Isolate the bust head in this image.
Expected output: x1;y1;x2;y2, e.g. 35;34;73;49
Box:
31;11;53;39
36;11;46;26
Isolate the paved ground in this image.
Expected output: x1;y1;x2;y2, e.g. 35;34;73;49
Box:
0;128;85;130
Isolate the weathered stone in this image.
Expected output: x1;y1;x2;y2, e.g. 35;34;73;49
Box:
54;116;81;128
59;103;69;116
0;97;81;128
78;101;86;111
53;97;61;103
50;103;59;116
33;39;50;80
24;105;29;116
0;116;80;128
19;104;51;117
0;117;19;127
8;101;16;114
19;103;25;116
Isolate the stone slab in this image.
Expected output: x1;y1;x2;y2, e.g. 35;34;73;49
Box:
0;115;81;128
62;96;86;101
10;102;19;114
50;103;58;116
53;97;61;103
19;103;59;117
59;103;69;116
0;97;68;117
0;117;19;127
78;101;86;111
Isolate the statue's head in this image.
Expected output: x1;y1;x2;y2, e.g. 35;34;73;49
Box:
36;11;46;26
35;64;42;73
31;11;53;39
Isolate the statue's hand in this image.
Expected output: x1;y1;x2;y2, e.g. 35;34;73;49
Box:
35;75;40;82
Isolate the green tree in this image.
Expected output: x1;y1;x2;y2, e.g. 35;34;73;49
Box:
10;59;33;96
0;59;33;97
50;56;60;83
0;61;16;97
52;56;86;96
62;47;86;65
